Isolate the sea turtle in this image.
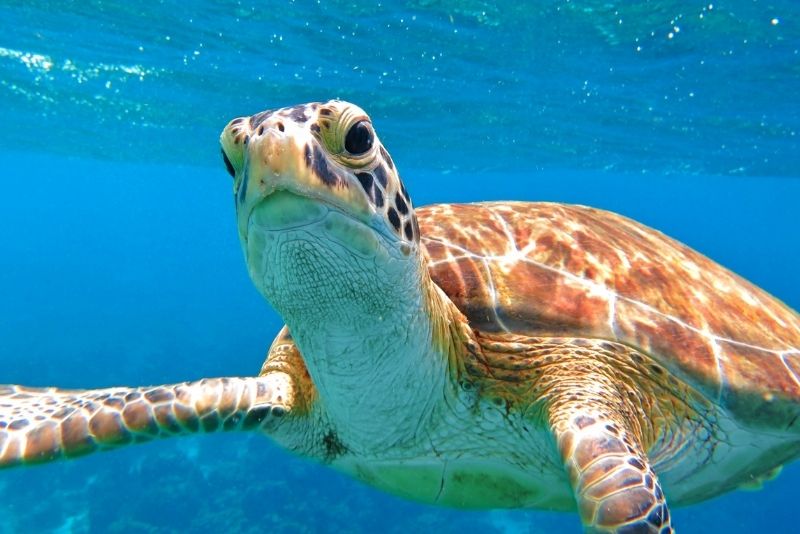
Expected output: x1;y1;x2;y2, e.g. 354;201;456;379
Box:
2;101;800;533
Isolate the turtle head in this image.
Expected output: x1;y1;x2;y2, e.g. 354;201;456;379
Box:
220;102;464;436
220;101;422;329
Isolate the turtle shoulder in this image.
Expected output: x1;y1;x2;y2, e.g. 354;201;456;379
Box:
417;201;800;426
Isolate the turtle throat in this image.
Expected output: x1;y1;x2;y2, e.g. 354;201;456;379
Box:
244;198;464;449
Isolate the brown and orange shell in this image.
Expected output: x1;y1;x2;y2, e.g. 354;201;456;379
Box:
420;202;800;427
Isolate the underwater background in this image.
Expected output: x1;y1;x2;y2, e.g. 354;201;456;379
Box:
0;1;798;532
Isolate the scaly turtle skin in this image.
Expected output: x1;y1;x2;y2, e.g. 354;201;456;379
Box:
2;101;800;533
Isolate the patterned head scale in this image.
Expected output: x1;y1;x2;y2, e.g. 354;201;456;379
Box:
220;100;419;250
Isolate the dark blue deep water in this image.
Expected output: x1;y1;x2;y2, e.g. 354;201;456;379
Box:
1;1;798;532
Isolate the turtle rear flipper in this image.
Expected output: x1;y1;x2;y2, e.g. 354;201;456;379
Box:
0;376;291;468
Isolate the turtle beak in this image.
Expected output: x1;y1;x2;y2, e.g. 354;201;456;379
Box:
230;111;372;246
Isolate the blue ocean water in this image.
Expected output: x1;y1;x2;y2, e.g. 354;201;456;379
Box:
0;1;798;532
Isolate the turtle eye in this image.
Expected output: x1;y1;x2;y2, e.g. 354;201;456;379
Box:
344;121;373;155
221;148;236;178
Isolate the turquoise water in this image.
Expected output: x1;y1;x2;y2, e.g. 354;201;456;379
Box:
1;1;798;532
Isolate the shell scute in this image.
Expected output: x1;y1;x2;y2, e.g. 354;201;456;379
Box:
494;259;611;338
612;299;722;399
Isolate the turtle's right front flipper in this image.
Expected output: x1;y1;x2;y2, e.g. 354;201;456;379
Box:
0;375;292;468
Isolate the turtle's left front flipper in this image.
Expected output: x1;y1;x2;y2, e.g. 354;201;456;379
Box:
541;339;676;533
549;391;673;533
0;376;291;468
474;334;684;533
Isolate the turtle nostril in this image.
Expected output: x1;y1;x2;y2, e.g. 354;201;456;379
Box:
221;149;235;178
276;122;285;132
